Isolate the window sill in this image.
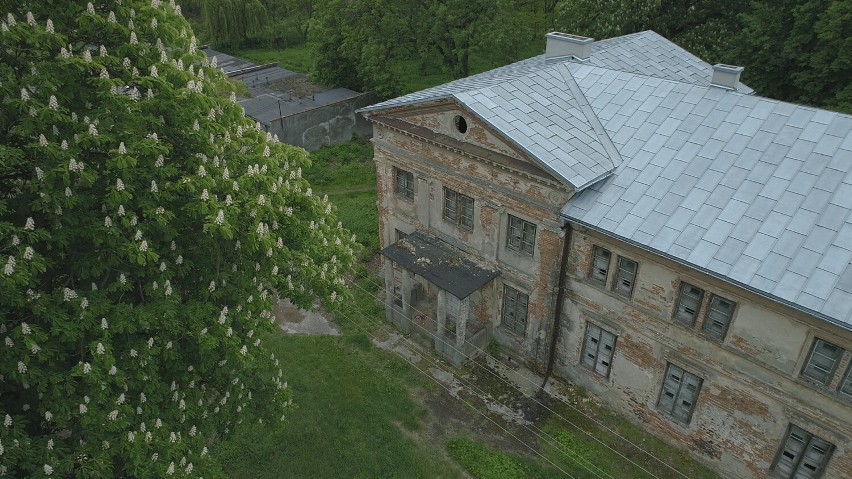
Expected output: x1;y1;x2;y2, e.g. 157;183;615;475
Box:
579;364;613;386
582;278;635;304
794;376;852;405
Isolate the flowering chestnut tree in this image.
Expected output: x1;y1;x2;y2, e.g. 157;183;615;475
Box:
0;1;356;477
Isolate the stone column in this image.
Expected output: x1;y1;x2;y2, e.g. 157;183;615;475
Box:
401;270;412;318
436;289;447;340
383;259;394;313
456;296;469;348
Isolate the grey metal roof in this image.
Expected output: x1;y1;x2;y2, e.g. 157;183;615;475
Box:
359;31;751;114
363;31;852;330
381;232;500;299
455;62;617;190
561;63;852;330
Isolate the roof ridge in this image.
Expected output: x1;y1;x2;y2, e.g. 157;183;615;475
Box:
555;63;621;187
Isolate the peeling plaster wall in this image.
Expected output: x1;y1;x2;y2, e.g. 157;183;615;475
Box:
371;116;571;367
369;108;851;479
556;228;852;478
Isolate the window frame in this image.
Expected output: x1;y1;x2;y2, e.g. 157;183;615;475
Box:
394;167;414;200
656;363;702;425
589;246;611;285
442;187;474;229
506;215;536;256
613;256;638;297
700;294;736;341
772;424;834;479
800;338;844;386
501;285;529;336
838;363;852;398
673;282;704;327
581;322;617;378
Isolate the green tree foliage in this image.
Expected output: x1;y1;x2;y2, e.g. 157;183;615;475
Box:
554;0;747;63
309;0;408;98
0;1;356;477
310;0;530;98
199;0;314;49
201;0;267;49
735;0;852;113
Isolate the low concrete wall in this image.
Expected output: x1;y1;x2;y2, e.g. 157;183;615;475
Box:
272;93;375;151
435;326;491;367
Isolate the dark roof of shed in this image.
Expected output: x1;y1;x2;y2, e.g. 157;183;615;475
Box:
381;232;500;299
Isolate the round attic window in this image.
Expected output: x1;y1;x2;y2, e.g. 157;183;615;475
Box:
453;115;468;134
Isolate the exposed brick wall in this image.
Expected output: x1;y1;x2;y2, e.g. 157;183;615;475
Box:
368;114;851;479
556;228;852;478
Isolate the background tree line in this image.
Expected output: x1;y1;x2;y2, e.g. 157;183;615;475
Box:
187;0;851;113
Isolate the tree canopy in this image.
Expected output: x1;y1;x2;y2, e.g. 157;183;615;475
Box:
300;0;850;112
0;1;356;477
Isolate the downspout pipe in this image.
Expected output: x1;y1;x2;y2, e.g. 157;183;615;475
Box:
538;221;573;397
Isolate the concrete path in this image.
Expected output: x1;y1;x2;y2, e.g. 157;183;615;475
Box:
275;298;340;336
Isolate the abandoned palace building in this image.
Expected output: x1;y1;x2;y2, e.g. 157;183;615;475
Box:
359;31;852;478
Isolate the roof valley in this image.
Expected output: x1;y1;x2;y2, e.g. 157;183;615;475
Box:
556;63;622;181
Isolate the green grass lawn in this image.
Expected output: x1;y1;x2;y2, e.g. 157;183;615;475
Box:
217;332;462;479
217;140;721;479
228;45;314;74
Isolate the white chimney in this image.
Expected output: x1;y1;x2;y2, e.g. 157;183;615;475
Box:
711;64;744;90
545;32;594;62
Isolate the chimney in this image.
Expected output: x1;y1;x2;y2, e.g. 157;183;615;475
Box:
711;64;744;90
545;32;594;62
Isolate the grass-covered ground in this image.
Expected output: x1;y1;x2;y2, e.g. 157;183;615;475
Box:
227;45;315;75
217;140;720;479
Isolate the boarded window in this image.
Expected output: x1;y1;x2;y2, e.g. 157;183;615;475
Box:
501;285;528;335
701;295;736;341
581;323;616;377
773;424;834;479
657;363;702;424
801;339;843;385
674;282;704;326
614;257;637;296
589;246;611;284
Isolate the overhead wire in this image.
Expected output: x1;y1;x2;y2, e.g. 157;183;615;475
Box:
326;287;610;479
322;298;584;478
348;273;691;479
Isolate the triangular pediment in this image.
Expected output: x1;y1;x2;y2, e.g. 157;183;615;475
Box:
377;101;563;184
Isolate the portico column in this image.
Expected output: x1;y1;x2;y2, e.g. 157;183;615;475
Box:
456;296;469;348
401;270;412;318
383;259;394;311
436;289;447;339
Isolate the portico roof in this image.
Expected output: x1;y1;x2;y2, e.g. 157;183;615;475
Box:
381;232;500;299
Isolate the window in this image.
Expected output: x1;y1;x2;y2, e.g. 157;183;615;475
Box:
614;257;637;296
773;425;834;479
395;167;414;200
581;323;616;377
674;282;704;326
839;365;852;398
590;246;611;284
395;229;408;243
657;363;702;424
800;339;843;385
443;188;474;229
507;215;536;255
501;286;528;335
701;295;736;341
